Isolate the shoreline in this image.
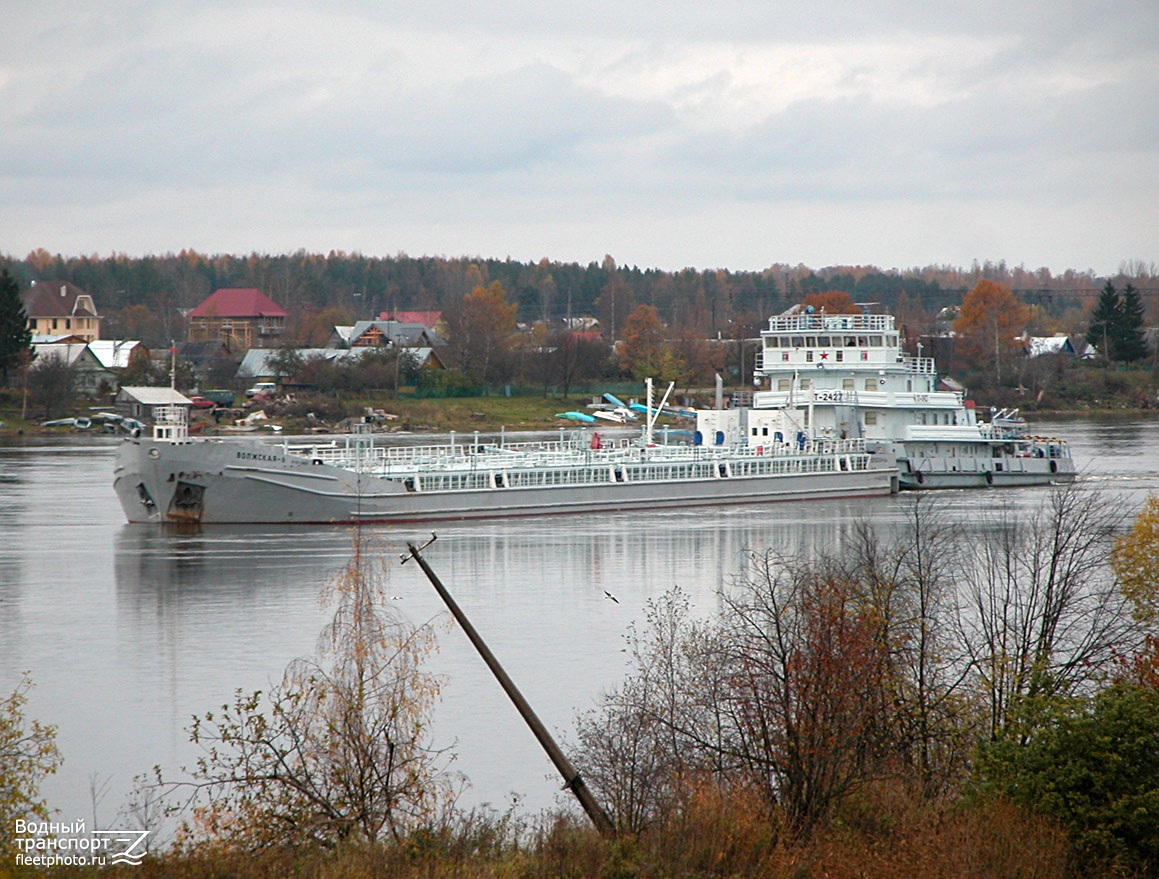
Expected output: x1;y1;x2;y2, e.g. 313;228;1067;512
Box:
5;405;1159;440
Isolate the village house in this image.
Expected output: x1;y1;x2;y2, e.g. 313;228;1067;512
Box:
378;310;444;333
22;280;103;341
187;288;287;351
31;337;118;394
333;319;442;349
236;344;445;386
88;339;150;372
1023;334;1095;359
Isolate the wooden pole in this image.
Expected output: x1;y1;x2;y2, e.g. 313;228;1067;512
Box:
403;539;615;836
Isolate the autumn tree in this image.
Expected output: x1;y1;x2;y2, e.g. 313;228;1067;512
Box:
595;255;634;341
957;484;1136;741
894;291;934;354
549;329;610;398
162;532;456;849
801;290;861;314
728;313;763;385
951;280;1032;384
619;304;683;382
844;498;974;799
26;356;76;419
266;345;305;384
0;675;62;862
290;304;355;348
1111;493;1159;624
107;304;165;347
718;553;896;835
574;489;1147;843
443;281;517;385
575;555;903;837
531;258;558;325
571;591;712;834
0;268;31;386
671;333;723;389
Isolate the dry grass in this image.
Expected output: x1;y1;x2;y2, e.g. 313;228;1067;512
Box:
40;790;1088;879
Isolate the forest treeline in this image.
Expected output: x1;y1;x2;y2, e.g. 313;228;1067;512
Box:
3;248;1150;347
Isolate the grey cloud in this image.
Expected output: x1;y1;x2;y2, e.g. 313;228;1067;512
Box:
2;0;1155;272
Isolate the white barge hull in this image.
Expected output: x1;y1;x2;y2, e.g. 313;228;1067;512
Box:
114;435;897;525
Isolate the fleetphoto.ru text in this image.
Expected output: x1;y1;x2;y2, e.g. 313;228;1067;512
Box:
13;819;149;868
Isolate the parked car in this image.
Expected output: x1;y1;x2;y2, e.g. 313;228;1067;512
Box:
188;396;217;409
245;382;278;398
201;389;237;407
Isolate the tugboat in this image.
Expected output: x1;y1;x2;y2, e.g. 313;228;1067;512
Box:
695;305;1074;489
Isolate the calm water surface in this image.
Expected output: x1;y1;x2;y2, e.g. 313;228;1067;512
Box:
2;415;1158;829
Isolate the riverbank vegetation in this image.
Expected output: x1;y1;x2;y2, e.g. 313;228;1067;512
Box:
7;487;1159;877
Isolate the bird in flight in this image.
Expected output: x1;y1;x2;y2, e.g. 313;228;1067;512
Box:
604;590;619;604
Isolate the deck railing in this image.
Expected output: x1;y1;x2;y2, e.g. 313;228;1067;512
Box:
764;313;895;332
285;433;870;475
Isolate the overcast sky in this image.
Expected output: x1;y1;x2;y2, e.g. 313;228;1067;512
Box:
3;0;1156;276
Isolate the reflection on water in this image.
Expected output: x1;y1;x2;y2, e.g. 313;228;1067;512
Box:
2;417;1158;826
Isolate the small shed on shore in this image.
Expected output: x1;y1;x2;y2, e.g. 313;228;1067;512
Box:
115;387;193;421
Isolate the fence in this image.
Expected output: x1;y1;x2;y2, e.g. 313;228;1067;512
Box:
405;382;648;400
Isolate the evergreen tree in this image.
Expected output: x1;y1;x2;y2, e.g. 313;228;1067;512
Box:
0;268;32;385
1114;283;1149;363
1085;281;1123;361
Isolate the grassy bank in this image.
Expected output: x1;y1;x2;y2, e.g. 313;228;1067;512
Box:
369;394;601;432
32;792;1077;879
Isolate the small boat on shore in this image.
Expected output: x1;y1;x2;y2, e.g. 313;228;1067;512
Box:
41;417;92;429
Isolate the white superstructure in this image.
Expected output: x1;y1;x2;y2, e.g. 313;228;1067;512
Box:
695;307;1074;489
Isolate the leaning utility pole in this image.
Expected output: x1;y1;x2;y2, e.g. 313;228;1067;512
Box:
402;536;615;836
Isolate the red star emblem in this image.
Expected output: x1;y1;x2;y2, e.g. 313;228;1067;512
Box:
819;351;829;359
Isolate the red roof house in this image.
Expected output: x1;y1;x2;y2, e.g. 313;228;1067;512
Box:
188;288;287;351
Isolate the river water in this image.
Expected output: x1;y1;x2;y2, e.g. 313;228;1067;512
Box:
2;415;1158;831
